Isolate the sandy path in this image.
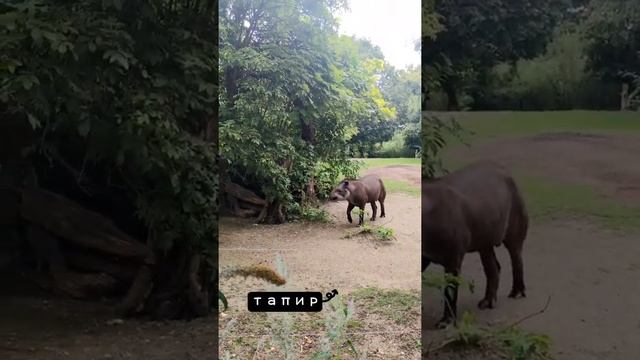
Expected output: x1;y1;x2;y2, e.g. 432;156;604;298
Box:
425;131;640;359
218;165;422;359
219;166;422;295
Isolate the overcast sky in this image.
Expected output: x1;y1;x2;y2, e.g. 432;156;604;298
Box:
336;0;421;69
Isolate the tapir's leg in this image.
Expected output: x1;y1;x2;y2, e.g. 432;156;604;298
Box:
437;256;463;329
358;206;365;226
478;248;500;309
505;241;526;298
370;201;377;221
346;203;355;223
379;200;386;218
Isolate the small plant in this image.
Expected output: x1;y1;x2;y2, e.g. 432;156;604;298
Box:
343;224;396;241
374;226;395;241
301;206;331;223
267;311;296;360
423;271;475;294
496;327;552;360
311;296;360;359
424;273;552;360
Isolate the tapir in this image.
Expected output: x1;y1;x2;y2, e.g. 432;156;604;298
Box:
330;175;386;225
422;161;529;328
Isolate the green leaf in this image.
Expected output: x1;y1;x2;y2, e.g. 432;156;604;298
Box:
30;28;43;44
78;119;91;137
103;50;129;70
26;113;40;129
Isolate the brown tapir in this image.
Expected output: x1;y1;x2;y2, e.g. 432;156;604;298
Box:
330;175;386;225
422;161;528;328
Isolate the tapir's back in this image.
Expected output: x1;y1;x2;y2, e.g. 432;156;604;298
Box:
424;161;518;251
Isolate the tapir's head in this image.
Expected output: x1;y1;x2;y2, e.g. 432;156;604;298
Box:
329;180;352;201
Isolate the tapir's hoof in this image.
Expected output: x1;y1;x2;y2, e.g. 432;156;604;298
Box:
435;317;455;329
478;298;495;309
370;217;375;221
380;214;386;218
348;218;353;224
508;289;526;298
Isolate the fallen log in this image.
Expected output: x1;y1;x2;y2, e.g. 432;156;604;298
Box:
25;224;119;298
116;265;153;316
224;182;266;206
65;248;138;281
18;188;153;262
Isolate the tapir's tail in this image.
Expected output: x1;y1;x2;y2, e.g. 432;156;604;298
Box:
505;176;529;245
378;178;386;202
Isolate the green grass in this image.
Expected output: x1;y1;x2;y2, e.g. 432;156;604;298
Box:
517;175;640;231
436;111;640;232
350;287;420;325
355;157;420;169
384;179;420;197
438;111;640;146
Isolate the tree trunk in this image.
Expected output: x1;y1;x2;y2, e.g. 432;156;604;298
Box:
443;81;459;111
621;83;629;110
257;201;285;224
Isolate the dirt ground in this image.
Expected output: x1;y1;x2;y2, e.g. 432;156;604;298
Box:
0;281;217;360
218;165;422;359
424;132;640;360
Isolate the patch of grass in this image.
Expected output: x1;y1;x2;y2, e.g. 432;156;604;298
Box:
427;312;552;360
423;273;552;360
355;157;420;170
350;287;420;324
384;179;420;197
343;224;396;241
517;175;640;231
439;111;640;145
301;206;331;223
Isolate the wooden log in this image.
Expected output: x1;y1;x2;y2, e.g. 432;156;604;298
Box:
52;270;119;299
65;248;138;281
224;182;266;206
25;224;119;298
18;188;153;262
187;253;209;317
116;265;153;316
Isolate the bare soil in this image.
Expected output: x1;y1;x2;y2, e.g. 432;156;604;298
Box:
425;132;640;360
218;165;422;359
0;285;217;360
446;132;640;205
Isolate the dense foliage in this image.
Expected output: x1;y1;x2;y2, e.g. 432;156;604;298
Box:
423;0;564;110
424;0;639;111
219;0;410;222
1;0;218;316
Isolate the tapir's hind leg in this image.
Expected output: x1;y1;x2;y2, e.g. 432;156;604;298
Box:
370;201;377;221
478;247;500;309
505;241;526;298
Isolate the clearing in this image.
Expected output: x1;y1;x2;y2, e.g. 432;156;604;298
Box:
424;111;640;360
218;158;422;359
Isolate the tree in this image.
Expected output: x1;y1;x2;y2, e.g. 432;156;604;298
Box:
423;0;564;110
583;0;640;108
1;0;218;318
219;0;394;222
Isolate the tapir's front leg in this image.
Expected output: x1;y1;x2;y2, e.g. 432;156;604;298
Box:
437;256;463;329
346;203;355;223
358;206;365;226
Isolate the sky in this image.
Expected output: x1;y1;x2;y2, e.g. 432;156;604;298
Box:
336;0;421;70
